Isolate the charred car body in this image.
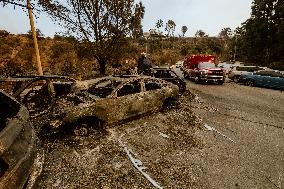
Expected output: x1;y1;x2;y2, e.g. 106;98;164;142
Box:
151;67;186;93
0;75;76;118
50;76;179;127
1;75;179;129
0;90;40;189
183;55;225;84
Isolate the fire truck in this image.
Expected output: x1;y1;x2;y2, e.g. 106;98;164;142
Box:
183;55;225;84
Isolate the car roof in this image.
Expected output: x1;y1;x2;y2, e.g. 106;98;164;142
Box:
73;75;157;91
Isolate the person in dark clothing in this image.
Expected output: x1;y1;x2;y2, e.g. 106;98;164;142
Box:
138;53;152;75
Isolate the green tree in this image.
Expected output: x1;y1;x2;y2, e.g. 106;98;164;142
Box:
195;30;207;37
218;27;232;39
218;27;232;60
165;20;176;37
27;28;44;38
235;0;283;69
181;25;188;37
155;19;163;32
39;0;145;75
0;30;10;38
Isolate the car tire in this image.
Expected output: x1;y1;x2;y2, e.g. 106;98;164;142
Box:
184;73;189;79
162;97;179;111
233;76;239;83
217;81;224;85
194;76;200;83
247;80;255;87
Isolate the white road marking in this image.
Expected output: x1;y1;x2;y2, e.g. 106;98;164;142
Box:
204;123;236;143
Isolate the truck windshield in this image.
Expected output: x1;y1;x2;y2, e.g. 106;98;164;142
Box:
198;62;216;68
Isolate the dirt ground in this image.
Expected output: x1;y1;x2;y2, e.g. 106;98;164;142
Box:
34;91;208;189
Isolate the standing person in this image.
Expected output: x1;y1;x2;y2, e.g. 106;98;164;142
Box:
138;53;152;75
137;53;146;74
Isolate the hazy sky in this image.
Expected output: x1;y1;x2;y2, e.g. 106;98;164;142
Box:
0;0;253;37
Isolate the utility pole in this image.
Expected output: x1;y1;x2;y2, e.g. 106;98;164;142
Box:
233;36;237;62
143;32;150;56
27;0;43;75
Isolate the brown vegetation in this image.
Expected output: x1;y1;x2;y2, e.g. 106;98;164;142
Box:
0;32;231;79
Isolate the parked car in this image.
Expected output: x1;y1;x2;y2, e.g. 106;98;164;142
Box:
218;63;235;75
151;67;186;93
0;90;41;189
228;66;264;82
239;70;284;90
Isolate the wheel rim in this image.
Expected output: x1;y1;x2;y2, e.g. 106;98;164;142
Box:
195;77;199;82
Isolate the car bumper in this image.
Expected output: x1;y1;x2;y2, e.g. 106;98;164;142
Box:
200;75;224;81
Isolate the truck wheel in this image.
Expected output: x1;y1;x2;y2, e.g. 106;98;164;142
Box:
217;81;224;85
194;76;200;83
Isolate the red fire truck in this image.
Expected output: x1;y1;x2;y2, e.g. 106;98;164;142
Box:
183;55;225;84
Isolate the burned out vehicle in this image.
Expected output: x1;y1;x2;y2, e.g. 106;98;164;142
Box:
0;75;76;118
50;76;180;127
1;75;179;128
0;90;40;189
151;67;186;93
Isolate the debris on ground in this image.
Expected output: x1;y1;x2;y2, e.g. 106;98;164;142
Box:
33;91;207;188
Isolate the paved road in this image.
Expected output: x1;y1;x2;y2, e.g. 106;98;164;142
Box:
188;80;284;188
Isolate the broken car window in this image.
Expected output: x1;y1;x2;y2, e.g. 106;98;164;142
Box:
87;80;121;98
117;80;141;97
145;80;162;91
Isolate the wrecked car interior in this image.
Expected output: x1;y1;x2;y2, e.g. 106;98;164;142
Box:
0;90;40;189
151;67;186;93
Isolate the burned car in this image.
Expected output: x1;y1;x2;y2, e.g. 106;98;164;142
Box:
0;75;76;118
49;76;180;128
151;67;186;93
1;75;179;129
0;90;40;189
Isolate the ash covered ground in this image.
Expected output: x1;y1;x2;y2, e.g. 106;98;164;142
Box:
34;91;207;189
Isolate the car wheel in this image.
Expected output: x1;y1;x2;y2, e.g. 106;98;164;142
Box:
217;81;224;85
162;97;179;111
184;73;189;79
194;76;200;83
233;76;239;83
247;80;255;87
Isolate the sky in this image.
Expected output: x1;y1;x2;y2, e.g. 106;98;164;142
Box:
0;0;253;37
